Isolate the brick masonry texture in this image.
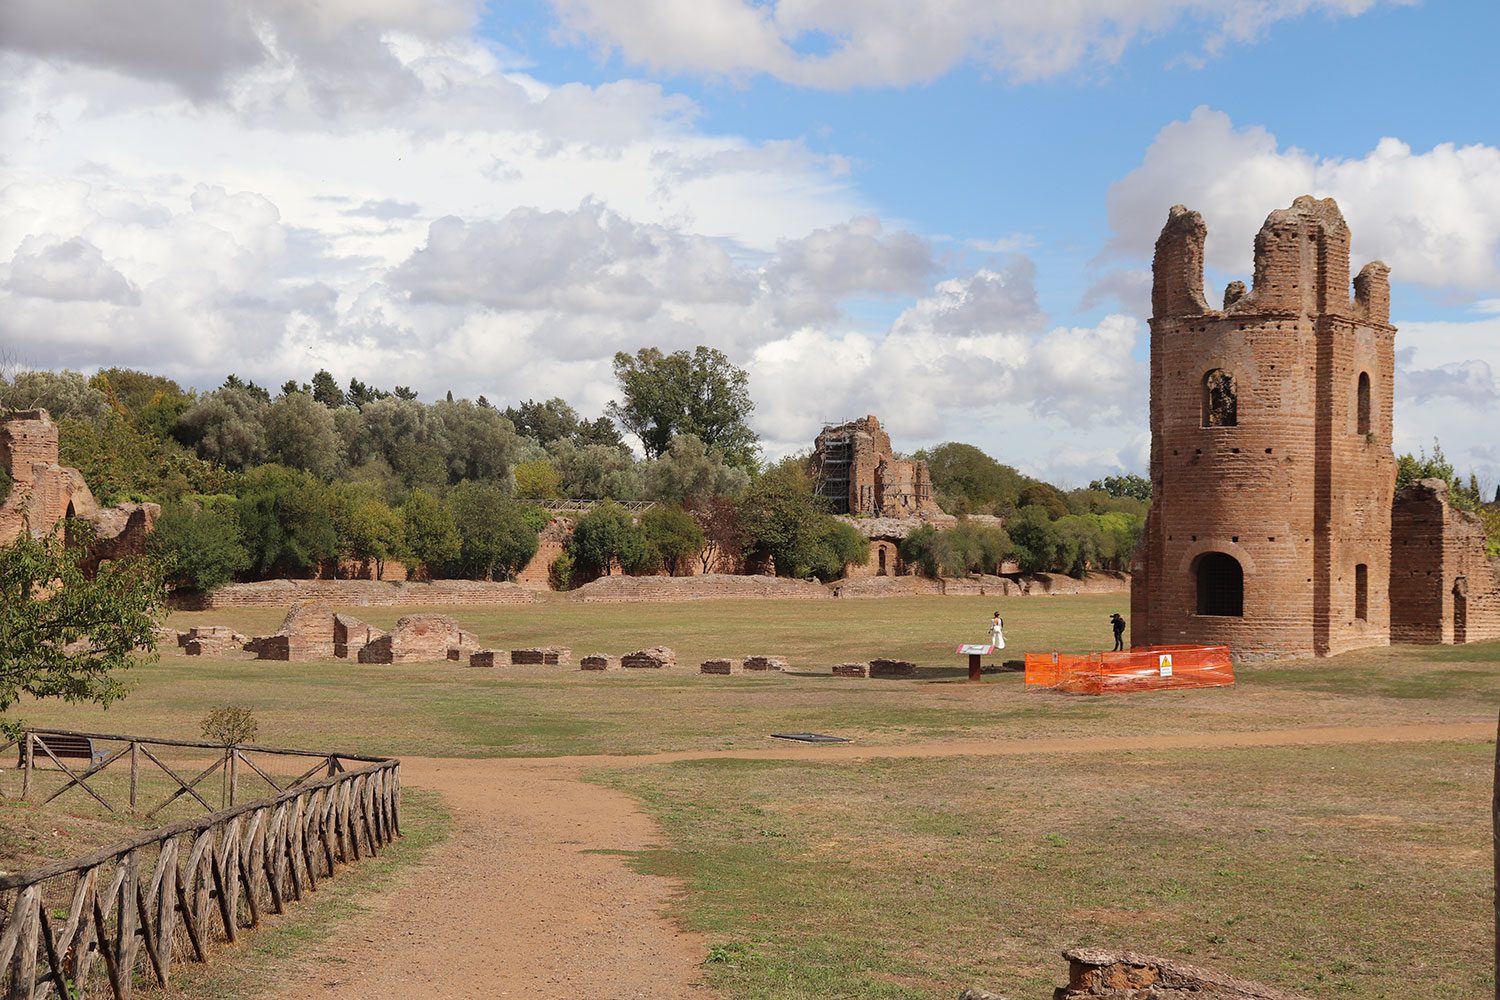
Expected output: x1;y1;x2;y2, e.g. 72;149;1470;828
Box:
699;658;742;675
510;647;572;665
0;409;159;559
569;573;832;602
1391;479;1500;643
1131;196;1497;659
868;658;917;678
174;578;539;609
831;662;868;677
357;614;480;664
742;656;788;671
621;646;675;669
579;653;622;671
467;650;511;668
808;414;942;518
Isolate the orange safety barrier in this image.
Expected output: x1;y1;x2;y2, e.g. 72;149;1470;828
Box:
1024;644;1234;695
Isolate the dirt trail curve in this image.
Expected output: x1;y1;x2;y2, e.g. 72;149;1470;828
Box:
263;721;1491;1000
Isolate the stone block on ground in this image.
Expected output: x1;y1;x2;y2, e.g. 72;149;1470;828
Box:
580;653;622;671
333;613;384;659
621;646;676;669
1055;947;1311;999
742;655;787;671
699;658;742;675
511;646;572;665
868;658;917;678
468;649;510;668
180;625;248;656
357;614;473;664
832;662;868;678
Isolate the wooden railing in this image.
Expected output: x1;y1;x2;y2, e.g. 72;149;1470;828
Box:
534;499;657;514
0;733;400;1000
0;730;389;818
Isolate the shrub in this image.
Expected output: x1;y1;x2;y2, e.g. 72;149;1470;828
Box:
201;705;258;745
148;496;250;593
568;500;646;578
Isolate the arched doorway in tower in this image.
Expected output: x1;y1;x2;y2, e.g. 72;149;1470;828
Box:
1193;552;1244;617
877;546;888;576
1453;577;1468;644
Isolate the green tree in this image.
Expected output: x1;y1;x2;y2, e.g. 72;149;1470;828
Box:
264;391;344;479
1008;505;1064;574
446;482;538;580
690;495;746;574
401;488;460;577
1088;473;1152;501
148;497;250;593
311;369;346;408
359;397;449;487
58;412;231;505
235;465;338;576
900;523;942;578
514;459;564;499
607;346;758;466
347;378;390;410
0;369;110;422
1016;482;1070;520
1;524;165;736
433;397;526;483
91;368;192;439
548;439;643;500
915;442;1029;515
1055;515;1106;578
737;464;857;579
642;434;750;505
1396;439;1483;511
639;505;705;576
176;385;269;470
806;519;869;581
567;500;646;578
328;486;405;579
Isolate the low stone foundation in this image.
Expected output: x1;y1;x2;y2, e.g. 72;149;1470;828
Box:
832;662;868;678
174;579;538;609
570;574;832;603
357;614;479;664
621;646;676;669
700;658;742;675
180;626;247;657
580;653;621;671
1053;948;1309;999
468;650;510;668
511;647;571;665
868;658;917;678
743;655;787;671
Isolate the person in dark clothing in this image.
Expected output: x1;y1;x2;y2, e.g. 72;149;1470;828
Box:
1110;612;1127;651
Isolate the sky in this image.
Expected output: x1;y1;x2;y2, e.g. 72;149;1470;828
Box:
1;0;1497;487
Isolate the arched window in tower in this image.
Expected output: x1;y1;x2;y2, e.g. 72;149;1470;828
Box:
1356;371;1371;436
1194;552;1244;617
1202;369;1237;427
1355;563;1368;621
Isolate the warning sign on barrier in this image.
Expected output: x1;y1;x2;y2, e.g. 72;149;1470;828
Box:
1022;645;1233;695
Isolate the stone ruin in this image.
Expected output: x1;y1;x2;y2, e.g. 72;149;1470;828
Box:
1132;196;1500;658
356;614;479;664
958;947;1311;999
742;655;787;671
699;658;741;675
620;646;676;669
179;626;247;657
0;408;158;561
579;653;621;671
467;649;510;668
831;662;867;678
234;601;479;663
510;646;572;665
829;658;917;678
808;414;942;518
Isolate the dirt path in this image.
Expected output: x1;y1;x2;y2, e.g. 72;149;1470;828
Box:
262;721;1491;999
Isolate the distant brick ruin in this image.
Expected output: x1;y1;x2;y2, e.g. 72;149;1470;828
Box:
0;408;158;561
1132;196;1500;658
809;415;942;518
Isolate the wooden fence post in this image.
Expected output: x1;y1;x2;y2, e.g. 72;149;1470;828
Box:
228;747;240;808
20;732;31;800
130;741;140;813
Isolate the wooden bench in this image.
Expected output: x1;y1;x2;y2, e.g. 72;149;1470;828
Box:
18;732;107;768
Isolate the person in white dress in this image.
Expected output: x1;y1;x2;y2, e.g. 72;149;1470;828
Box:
990;611;1005;650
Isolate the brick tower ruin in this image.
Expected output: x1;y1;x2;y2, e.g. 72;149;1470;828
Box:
807;415;941;518
1131;197;1397;659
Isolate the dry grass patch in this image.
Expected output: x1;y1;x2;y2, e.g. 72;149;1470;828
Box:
596;741;1493;1000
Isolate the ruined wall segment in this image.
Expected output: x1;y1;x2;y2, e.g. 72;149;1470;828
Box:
1134;197;1396;659
1391;479;1500;644
808;415;941;518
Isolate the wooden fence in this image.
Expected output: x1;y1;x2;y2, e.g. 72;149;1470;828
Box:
1;730;389;818
0;732;400;1000
534;499;657;514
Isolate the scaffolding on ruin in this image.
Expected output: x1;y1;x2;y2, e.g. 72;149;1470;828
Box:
813;420;855;515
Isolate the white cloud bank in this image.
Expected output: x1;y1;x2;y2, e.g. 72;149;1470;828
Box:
550;0;1406;88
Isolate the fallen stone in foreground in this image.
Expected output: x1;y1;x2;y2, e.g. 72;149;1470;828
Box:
468;649;511;668
621;646;676;669
699;658;742;675
510;647;572;665
580;653;621;671
1052;948;1310;999
868;658;917;678
742;655;787;671
831;662;868;678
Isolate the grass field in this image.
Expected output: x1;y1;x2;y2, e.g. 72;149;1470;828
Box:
10;595;1498;759
5;593;1496;999
597;741;1493;999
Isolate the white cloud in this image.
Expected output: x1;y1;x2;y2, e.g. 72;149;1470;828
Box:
550;0;1403;88
1105;107;1500;292
1;235;141;305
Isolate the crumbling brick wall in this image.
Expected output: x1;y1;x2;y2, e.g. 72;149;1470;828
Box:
1132;197;1396;659
808;415;942;518
1391;478;1500;643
